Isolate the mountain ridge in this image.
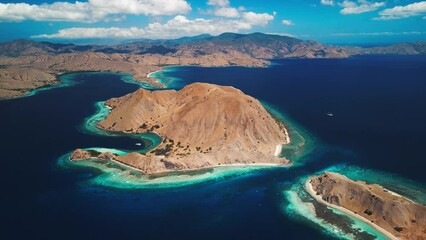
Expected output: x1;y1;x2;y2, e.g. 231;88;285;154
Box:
1;32;425;58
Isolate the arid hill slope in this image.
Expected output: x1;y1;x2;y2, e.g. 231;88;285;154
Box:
309;172;426;240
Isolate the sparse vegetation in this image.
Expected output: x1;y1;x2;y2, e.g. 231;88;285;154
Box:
87;150;102;157
364;209;373;215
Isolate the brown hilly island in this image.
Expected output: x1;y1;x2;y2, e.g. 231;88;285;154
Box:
70;83;291;174
308;172;426;240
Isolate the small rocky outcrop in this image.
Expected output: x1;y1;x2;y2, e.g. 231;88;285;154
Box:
69;149;116;161
69;149;93;161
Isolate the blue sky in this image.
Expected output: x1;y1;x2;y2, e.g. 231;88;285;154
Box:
0;0;425;44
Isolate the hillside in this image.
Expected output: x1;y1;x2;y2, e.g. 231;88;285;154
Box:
308;172;426;240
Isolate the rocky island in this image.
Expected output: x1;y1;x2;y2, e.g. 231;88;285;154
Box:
307;172;426;240
70;82;290;175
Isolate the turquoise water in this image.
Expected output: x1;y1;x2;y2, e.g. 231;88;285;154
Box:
26;73;77;97
58;152;285;189
149;66;184;88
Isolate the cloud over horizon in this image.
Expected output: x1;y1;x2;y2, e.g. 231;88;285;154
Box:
32;14;274;39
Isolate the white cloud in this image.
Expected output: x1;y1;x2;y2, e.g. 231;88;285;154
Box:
267;32;297;38
321;0;334;6
373;1;426;20
32;14;275;39
333;31;425;36
207;0;230;7
206;0;240;18
242;12;274;26
281;20;294;25
238;6;246;11
214;7;240;18
340;0;385;14
0;0;191;22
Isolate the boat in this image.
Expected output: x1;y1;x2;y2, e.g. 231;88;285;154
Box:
327;112;334;117
135;143;142;146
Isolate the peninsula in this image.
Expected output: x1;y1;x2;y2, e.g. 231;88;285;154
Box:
70;83;290;174
307;172;426;240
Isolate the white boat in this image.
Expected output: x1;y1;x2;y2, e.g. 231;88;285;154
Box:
327;112;334;117
135;143;142;146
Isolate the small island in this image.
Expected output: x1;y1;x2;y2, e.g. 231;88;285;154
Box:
307;172;426;240
70;82;290;175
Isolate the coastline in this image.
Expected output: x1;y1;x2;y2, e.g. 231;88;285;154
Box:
113;160;286;176
1;70;164;101
146;69;162;78
305;179;398;240
70;152;287;177
262;101;316;164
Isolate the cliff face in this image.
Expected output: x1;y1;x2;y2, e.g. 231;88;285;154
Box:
310;172;426;240
70;83;290;174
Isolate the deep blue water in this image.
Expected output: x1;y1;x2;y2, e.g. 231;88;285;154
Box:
1;56;425;240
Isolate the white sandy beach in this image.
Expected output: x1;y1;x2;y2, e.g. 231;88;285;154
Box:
146;70;162;78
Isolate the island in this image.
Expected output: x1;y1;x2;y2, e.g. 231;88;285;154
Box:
70;82;291;175
306;172;426;240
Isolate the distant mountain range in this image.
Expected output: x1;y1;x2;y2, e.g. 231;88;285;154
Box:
1;32;425;100
1;32;424;58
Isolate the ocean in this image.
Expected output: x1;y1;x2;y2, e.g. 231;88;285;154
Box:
1;56;425;239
